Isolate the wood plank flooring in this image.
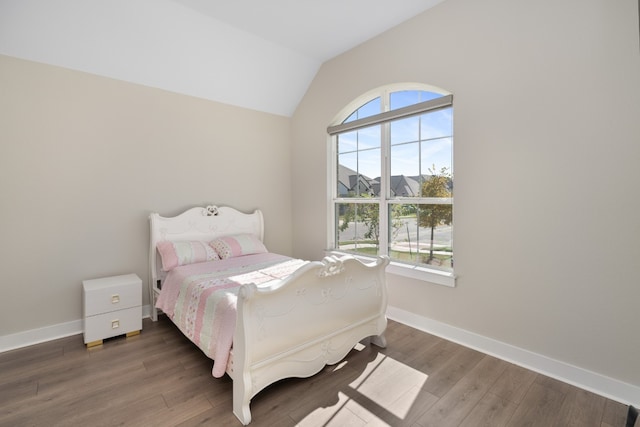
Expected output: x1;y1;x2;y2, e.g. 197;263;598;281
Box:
0;316;630;426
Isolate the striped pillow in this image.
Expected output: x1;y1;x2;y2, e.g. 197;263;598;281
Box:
209;234;267;259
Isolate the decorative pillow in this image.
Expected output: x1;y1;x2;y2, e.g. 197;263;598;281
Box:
156;240;220;271
209;234;267;259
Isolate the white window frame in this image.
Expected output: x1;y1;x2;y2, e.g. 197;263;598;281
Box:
326;83;456;287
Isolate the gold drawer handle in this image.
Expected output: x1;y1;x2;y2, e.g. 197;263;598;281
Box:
111;294;120;304
111;320;120;329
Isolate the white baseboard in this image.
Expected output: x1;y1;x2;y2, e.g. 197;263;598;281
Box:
387;305;640;408
0;305;153;354
0;319;83;353
142;304;152;319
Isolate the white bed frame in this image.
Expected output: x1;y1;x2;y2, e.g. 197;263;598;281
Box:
149;205;389;425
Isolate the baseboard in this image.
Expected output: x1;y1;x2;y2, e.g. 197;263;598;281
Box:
0;319;83;353
0;305;153;354
387;305;640;407
142;304;152;320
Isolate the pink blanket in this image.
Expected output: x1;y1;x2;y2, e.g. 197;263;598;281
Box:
156;253;307;377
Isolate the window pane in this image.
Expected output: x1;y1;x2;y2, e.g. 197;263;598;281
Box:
390;142;420;196
356;125;381;151
417;204;453;269
421;107;453;140
390;116;419;145
389;203;420;263
359;148;381;185
337;126;380;153
419;106;453;197
336;202;380;256
420;168;453;199
390;114;422;197
344;97;381;123
337;128;381;198
421;137;453;182
336;165;378;198
390;90;446;110
337;152;357;197
390;90;422;110
388;203;452;270
337;131;358;154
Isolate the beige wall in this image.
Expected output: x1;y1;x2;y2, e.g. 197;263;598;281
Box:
0;55;293;335
291;0;640;388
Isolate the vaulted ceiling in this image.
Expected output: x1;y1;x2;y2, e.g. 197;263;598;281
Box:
0;0;445;116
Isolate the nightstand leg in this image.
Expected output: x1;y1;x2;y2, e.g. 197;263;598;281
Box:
86;339;103;348
126;330;140;338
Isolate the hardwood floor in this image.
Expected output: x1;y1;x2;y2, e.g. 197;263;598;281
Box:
0;316;629;427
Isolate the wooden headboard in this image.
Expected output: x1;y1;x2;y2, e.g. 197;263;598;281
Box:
148;205;264;317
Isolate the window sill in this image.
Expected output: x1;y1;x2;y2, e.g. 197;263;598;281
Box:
325;250;456;287
387;261;456;287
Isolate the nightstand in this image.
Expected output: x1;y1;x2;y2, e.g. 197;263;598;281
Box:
82;273;142;348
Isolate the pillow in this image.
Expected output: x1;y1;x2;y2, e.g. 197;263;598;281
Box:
209;234;267;259
156;240;220;271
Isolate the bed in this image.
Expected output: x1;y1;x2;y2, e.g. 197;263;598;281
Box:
148;205;389;425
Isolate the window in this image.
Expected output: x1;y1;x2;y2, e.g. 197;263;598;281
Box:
327;84;454;286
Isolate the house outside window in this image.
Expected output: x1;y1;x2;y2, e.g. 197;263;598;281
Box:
327;84;455;286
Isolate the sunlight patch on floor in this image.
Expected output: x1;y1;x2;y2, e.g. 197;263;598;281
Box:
349;353;428;419
298;349;429;425
298;353;429;425
296;391;368;426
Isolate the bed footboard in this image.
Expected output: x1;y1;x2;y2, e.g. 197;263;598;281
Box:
231;254;389;425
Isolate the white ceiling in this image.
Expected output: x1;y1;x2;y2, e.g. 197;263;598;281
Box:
172;0;446;62
0;0;445;116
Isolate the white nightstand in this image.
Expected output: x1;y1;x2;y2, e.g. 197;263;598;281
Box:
82;273;142;348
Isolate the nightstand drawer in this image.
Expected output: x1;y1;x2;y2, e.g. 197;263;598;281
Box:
84;306;142;343
83;274;141;316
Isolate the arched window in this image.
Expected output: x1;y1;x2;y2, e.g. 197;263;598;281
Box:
327;84;454;285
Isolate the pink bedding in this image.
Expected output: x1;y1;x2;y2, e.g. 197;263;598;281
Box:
155;253;308;377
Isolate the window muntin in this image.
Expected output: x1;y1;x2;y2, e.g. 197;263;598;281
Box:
331;87;453;273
